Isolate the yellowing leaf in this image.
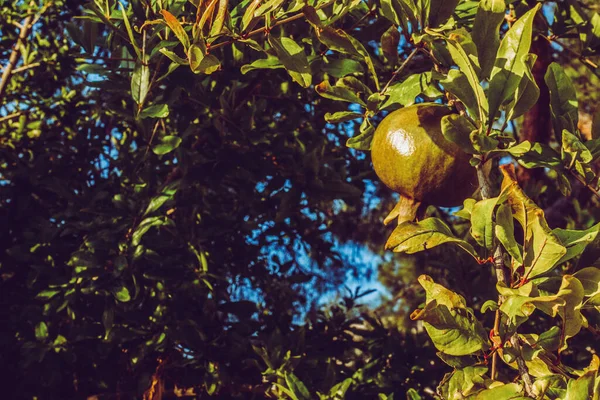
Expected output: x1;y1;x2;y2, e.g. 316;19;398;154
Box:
161;10;190;50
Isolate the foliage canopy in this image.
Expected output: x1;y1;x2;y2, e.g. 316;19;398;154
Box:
1;0;600;398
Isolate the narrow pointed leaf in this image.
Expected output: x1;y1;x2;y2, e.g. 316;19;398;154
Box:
161;9;190;50
488;4;540;125
472;0;506;79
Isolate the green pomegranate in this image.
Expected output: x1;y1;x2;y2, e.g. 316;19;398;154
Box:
371;103;477;224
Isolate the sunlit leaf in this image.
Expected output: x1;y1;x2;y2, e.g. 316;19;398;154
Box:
153;136;182;155
410;276;489;356
472;0;506;79
488;4;540;125
35;322;48;341
140;104;170;119
386;218;478;259
131;62;150;105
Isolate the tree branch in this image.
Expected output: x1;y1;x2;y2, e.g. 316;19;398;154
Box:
476;161;535;397
0;3;36;101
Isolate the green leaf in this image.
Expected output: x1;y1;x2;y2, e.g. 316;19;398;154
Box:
140;104;170;119
498;282;564;329
35;322;49;341
499;165;566;278
574;267;600;296
537;326;561;352
144;189;177;216
381;72;442;110
411;275;489;356
315;80;366;106
428;0;461;28
386;218;478;259
472;0;506;79
112;285;131;302
496;202;523;265
523;213;567;279
152;135;182;156
505;54;540;121
584;13;600;50
119;2;141;58
346;118;374;150
254;0;285;17
209;0;228;38
440;69;479;118
241;56;284;74
132;216;170;246
161;9;190;50
319;58;364;78
441;113;477;154
285;373;311;400
241;0;261;31
471;197;499;250
562;129;593;165
36;289;61;301
131;62;150;105
159;48;188;65
406;389;422;400
553;223;600;266
481;300;498;313
545;62;579;142
564;356;599;400
188;45;220;74
516;143;562;170
381;25;400;66
102;305;114;339
307;20;379;89
324;111;362;123
445;38;488;121
475;383;527;399
544;275;585;349
487;4;540;125
455;198;476;220
438;366;488;399
268;36;312;88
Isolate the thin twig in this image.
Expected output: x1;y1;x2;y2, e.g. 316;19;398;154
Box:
570;170;600;201
0;111;23;123
348;7;375;31
379;47;420;95
540;34;599;69
0;2;36;101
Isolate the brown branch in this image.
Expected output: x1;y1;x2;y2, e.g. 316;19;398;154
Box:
510;335;535;395
476;162;534;396
0;3;36;101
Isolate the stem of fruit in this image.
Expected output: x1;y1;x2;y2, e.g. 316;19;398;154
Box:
475;159;534;397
